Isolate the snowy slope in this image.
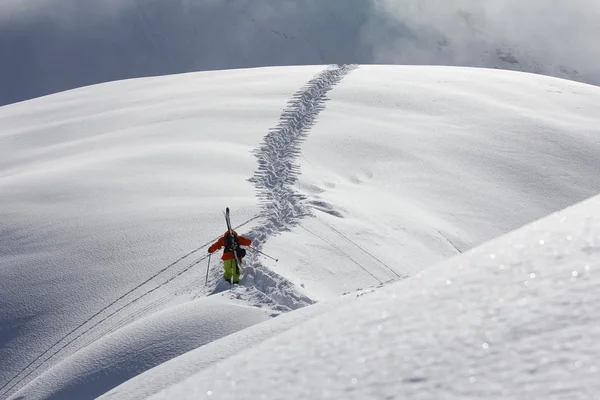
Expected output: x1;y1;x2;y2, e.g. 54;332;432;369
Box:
0;65;324;399
2;65;600;399
9;297;271;400
150;187;600;400
2;0;600;105
97;294;355;400
264;66;600;300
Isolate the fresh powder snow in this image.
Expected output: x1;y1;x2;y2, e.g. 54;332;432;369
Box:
1;64;600;399
149;188;600;400
7;297;272;400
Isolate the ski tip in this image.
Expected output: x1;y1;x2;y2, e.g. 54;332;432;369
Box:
226;207;230;212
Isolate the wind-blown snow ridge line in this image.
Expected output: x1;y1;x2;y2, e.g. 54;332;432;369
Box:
224;64;356;311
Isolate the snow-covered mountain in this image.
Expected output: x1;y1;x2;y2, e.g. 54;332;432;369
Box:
1;64;600;399
2;0;599;106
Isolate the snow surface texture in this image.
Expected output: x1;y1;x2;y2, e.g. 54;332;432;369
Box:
264;66;600;300
10;298;271;400
2;65;600;399
2;0;600;105
98;295;355;400
151;188;600;400
0;65;325;399
208;64;359;308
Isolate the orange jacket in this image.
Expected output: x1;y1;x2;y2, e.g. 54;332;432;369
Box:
208;232;252;260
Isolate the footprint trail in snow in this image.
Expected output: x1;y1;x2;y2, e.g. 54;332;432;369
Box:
207;64;357;311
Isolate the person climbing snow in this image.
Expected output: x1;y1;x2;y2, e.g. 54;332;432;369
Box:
208;230;252;284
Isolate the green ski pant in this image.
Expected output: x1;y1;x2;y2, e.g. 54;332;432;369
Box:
223;259;241;284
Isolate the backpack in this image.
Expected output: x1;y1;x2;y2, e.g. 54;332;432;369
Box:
224;232;246;258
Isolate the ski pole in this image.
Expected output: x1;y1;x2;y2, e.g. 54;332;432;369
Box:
205;254;212;285
248;246;278;262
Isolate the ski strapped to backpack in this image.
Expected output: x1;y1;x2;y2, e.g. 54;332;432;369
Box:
225;207;244;284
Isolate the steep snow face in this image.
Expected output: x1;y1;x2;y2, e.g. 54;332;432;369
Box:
1;65;600;399
149;193;600;400
1;0;599;105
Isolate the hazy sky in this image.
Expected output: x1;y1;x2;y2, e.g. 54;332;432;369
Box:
367;0;600;73
2;0;597;70
1;0;598;104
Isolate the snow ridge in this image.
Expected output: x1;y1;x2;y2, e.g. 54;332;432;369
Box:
206;65;357;311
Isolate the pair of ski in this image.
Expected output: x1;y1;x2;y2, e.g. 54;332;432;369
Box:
205;207;278;287
224;207;244;285
204;207;243;287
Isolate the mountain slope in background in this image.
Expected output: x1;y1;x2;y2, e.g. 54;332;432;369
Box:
1;0;599;105
1;65;600;399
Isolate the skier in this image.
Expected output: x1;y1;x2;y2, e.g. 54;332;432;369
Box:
208;230;252;284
